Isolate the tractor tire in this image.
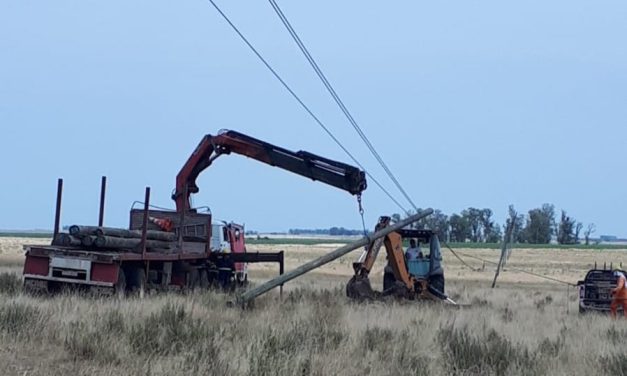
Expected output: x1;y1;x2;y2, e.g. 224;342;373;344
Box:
127;268;146;299
199;269;209;289
114;269;127;299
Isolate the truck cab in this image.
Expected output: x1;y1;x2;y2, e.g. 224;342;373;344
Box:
211;222;248;283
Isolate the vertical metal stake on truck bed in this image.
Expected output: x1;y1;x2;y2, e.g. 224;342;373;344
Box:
140;187;150;258
98;176;107;227
53;178;63;243
279;250;284;297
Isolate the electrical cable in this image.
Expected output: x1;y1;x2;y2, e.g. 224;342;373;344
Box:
267;0;419;212
206;0;409;214
442;241;577;287
441;241;482;272
207;1;573;290
206;2;580;292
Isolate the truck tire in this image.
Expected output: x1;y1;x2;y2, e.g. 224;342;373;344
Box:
127;268;146;299
199;269;209;289
187;269;200;291
23;278;49;296
236;272;248;287
114;269;127;299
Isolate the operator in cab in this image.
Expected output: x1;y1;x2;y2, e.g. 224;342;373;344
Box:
610;270;627;318
405;239;423;260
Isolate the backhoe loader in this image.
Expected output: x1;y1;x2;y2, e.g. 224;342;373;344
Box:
346;216;455;304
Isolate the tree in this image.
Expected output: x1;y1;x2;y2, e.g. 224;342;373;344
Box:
523;204;555;244
574;222;583;244
422;210;450;241
505;205;525;243
584;223;596;245
462;208;484;242
557;210;578;245
485;225;503;243
449;214;471;242
480;208;502;243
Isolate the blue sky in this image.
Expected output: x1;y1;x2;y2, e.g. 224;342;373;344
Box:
1;1;626;235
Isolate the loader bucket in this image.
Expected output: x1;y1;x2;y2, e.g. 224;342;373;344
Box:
346;275;378;301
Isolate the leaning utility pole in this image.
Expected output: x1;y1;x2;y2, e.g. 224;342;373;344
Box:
236;209;434;306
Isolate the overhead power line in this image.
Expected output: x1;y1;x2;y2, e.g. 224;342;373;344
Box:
206;0;409;214
267;0;419;213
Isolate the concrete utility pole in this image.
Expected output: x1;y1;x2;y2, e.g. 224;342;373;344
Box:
237;209;434;306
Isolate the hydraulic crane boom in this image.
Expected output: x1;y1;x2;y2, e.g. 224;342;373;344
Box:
172;130;368;212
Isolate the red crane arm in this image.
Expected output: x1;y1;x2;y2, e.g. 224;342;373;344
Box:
172;130;367;212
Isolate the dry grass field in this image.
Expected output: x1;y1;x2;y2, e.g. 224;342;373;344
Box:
0;237;626;375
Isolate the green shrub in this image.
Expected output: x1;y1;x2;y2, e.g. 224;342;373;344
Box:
388;331;431;376
0;272;21;295
127;303;211;355
361;326;395;355
176;340;231;375
602;353;627;375
438;325;538;375
537;325;566;358
248;313;348;376
101;309;125;333
0;302;40;336
63;322;118;364
606;326;627;345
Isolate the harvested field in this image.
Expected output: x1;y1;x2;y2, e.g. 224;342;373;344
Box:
0;237;626;375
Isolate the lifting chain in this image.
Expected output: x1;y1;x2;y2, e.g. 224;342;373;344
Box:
357;194;368;238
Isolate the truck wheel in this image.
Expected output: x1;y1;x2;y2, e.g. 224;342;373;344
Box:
187;269;200;291
114;269;127;299
23;278;48;296
199;269;209;289
127;268;146;299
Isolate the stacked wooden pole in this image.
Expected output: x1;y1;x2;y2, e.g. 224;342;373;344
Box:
55;225;175;252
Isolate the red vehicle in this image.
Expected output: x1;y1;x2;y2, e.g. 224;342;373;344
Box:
22;130;367;296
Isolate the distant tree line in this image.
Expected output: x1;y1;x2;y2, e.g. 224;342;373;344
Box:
288;227;363;236
392;204;597;245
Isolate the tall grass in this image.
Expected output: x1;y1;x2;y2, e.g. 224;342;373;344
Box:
0;283;622;376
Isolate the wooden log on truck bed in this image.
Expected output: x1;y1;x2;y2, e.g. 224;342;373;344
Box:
95;227;177;242
54;233;82;246
81;235;97;247
69;225;100;236
94;235;172;250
